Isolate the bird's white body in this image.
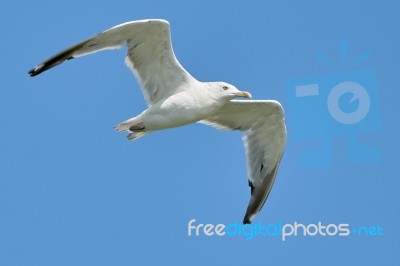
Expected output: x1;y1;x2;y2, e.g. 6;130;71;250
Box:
29;19;286;224
118;82;232;133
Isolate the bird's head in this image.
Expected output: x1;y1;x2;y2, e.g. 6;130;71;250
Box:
208;82;252;101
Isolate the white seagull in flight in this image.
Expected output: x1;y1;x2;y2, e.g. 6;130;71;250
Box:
29;19;286;224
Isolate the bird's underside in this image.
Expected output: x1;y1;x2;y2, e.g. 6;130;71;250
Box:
28;19;287;224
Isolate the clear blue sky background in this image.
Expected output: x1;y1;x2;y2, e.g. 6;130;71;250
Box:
1;0;399;265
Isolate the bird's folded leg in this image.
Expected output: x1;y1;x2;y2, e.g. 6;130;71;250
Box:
129;123;146;132
127;131;148;141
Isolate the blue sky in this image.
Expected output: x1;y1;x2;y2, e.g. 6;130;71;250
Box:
1;0;399;265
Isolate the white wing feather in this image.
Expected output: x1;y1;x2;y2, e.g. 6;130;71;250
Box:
201;100;286;224
28;19;196;106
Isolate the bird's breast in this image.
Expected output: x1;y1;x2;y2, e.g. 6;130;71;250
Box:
143;91;222;130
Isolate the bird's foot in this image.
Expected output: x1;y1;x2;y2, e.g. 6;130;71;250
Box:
127;131;148;141
129;123;146;132
115;121;145;132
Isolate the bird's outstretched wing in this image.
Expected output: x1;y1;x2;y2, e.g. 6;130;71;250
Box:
28;19;197;106
200;100;286;224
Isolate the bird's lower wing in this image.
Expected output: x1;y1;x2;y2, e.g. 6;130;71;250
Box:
200;100;287;224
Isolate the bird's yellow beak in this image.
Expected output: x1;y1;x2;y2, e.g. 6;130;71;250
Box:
235;91;252;98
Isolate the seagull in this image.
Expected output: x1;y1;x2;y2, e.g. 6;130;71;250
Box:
28;19;286;224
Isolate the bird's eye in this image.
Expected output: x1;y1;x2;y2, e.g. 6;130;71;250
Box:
222;86;229;90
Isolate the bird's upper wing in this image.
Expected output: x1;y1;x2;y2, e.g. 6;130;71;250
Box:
28;19;197;106
200;100;286;224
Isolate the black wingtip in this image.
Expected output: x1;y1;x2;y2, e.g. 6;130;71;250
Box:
28;65;44;77
243;218;251;225
28;55;75;77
